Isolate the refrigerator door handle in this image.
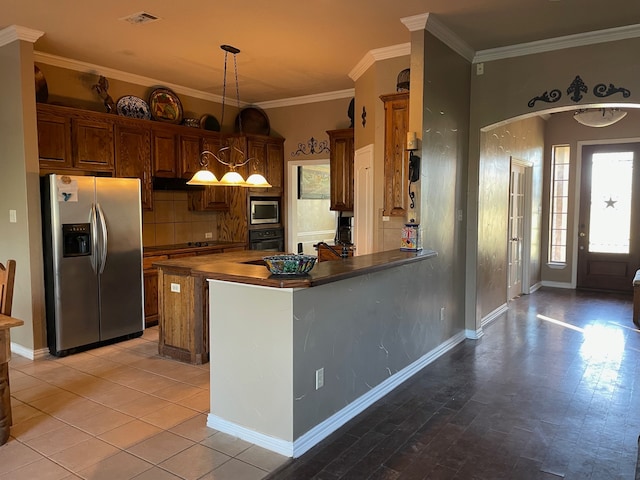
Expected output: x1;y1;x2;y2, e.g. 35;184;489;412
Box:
96;203;108;275
90;204;99;274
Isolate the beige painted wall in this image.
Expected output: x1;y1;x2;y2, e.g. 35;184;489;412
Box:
35;61;237;130
478;117;545;317
1;40;46;351
354;55;411;252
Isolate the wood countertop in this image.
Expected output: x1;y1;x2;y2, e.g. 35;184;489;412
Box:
152;249;438;288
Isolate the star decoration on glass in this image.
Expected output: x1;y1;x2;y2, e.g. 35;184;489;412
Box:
604;197;617;208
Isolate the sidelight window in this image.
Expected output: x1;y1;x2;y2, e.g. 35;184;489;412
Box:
549;145;570;264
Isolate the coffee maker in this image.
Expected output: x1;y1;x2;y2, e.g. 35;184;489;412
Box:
336;212;353;245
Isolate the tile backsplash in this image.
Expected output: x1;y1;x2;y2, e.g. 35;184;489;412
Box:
142;191;219;246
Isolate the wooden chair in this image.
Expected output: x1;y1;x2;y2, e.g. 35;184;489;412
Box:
0;259;16;442
0;260;16;316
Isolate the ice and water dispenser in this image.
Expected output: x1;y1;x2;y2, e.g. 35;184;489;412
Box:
62;223;91;257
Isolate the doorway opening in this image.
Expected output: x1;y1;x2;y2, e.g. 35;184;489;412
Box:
508;157;533;299
286;159;336;255
577;142;640;293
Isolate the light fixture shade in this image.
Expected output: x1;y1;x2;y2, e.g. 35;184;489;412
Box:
245;173;272;188
573;108;627;128
186;169;219;185
219;170;248;186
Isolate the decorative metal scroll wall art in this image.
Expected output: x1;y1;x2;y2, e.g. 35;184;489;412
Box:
527;75;631;108
291;137;330;157
361;106;367;127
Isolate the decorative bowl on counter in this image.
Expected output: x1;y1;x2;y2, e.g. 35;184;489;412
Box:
263;254;317;275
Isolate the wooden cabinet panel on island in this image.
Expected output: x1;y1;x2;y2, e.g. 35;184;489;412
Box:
115;124;152;210
327;128;354;211
380;92;409;217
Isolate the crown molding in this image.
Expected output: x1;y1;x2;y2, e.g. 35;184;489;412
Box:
401;13;429;32
424;15;475;62
401;13;475;62
474;23;640;63
33;51;228;104
255;89;354;109
0;25;44;47
349;43;411;81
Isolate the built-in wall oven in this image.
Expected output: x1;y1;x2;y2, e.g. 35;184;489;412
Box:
249;227;284;252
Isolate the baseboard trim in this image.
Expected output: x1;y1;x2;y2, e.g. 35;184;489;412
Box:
481;303;508;328
529;282;542;293
207;331;467;458
540;281;574;289
11;343;49;360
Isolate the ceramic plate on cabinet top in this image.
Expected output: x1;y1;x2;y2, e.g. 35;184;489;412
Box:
116;95;152;120
148;87;183;124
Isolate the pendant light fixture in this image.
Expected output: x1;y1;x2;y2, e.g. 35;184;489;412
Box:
187;45;271;187
573;108;627;128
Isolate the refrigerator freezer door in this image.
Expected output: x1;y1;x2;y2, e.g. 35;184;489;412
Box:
46;175;101;352
95;177;144;340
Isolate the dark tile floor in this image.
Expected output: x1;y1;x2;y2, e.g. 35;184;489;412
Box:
267;287;640;480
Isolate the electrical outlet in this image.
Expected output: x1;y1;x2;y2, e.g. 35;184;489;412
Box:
476;63;484;75
382;216;390;222
457;209;463;221
170;283;181;293
315;368;324;390
205;232;213;239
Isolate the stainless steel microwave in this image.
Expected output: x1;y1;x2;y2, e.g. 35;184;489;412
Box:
250;198;280;225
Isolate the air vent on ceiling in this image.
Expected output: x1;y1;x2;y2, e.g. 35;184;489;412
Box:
120;11;160;25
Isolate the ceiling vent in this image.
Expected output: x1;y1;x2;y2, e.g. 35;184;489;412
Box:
120;11;160;25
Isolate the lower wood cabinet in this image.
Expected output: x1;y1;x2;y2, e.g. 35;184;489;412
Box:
157;269;209;365
143;255;167;327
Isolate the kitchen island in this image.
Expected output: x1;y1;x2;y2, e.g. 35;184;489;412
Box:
154;248;468;458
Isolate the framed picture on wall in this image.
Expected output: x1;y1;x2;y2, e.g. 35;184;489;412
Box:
298;165;330;199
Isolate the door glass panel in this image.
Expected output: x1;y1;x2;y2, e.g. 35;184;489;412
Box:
589;151;633;253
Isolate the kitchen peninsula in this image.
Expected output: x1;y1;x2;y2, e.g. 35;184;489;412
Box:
153;248;470;458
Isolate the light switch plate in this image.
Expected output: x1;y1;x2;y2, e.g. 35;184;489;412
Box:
9;210;16;223
170;283;180;293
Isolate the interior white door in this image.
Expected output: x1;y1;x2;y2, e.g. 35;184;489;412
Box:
354;144;374;255
508;161;525;299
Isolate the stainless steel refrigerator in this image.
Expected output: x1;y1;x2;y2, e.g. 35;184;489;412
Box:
41;174;144;356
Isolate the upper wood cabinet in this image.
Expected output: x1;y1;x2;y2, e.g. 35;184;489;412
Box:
37;109;73;169
115;124;152;210
380;92;409;217
243;134;285;194
188;133;229;212
72;118;114;171
151;126;178;178
37;105;116;172
327;128;354;212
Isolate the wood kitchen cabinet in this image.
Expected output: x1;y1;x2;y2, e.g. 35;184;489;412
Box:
37;109;72;169
187;132;230;211
72;118;115;171
151;126;178;178
381;92;409;216
143;254;167;327
115;124;153;210
37;104;114;173
327;128;354;211
244;134;284;194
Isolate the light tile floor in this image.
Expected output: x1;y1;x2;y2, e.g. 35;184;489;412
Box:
2;327;288;479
